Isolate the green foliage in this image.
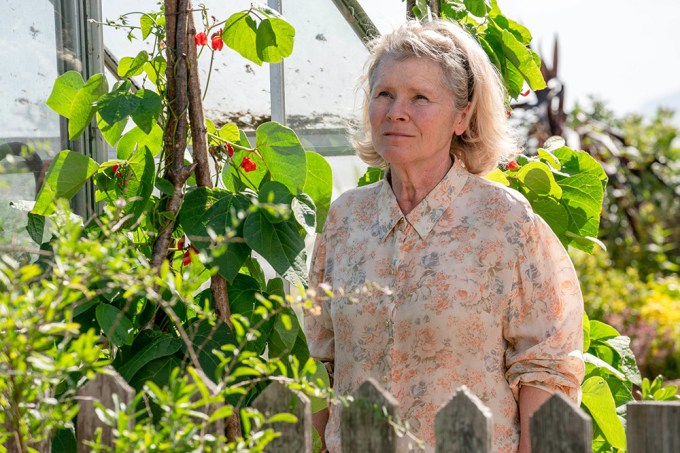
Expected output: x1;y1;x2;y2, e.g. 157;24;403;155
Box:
582;314;640;452
570;102;680;277
0;205;108;449
412;0;545;100
574;248;680;380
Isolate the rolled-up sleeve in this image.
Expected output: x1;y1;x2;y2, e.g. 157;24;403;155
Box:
504;213;585;403
304;230;335;362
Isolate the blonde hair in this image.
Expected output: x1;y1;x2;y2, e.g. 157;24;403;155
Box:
352;20;518;175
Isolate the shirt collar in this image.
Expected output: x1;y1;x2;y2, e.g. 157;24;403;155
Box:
376;159;469;241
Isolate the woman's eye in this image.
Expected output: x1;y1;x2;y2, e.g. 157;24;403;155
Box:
414;94;429;101
376;91;391;98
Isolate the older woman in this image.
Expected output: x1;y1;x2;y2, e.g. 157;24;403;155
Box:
305;20;584;453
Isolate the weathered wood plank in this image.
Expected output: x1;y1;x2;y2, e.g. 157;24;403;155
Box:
530;393;591;453
435;386;492;453
627;401;680;453
252;381;312;453
340;378;406;452
77;368;135;452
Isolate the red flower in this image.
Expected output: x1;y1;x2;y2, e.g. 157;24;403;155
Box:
177;236;186;250
227;144;235;157
211;30;224;51
507;161;520;171
195;31;208;46
182;244;198;266
111;164;123;178
521;89;530;97
240;156;256;172
505;109;512;118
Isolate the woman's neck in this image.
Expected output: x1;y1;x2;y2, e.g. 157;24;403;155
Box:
389;156;453;215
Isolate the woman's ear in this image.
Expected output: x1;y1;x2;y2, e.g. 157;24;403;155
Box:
454;102;472;136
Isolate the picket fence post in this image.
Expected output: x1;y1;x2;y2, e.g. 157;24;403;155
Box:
252;380;312;452
435;386;493;453
76;367;135;453
529;393;591;453
340;378;406;452
627;401;680;453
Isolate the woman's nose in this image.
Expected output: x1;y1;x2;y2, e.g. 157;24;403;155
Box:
386;99;408;121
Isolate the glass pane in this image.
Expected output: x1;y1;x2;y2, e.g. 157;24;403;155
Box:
0;1;62;256
282;0;371;196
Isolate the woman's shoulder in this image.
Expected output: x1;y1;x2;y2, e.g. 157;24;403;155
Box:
464;173;536;223
329;180;383;213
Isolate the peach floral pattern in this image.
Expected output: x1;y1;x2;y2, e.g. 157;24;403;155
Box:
305;159;584;452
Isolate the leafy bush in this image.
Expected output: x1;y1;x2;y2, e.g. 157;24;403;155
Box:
573;248;680;380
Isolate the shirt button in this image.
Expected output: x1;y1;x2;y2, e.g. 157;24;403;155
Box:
381;375;388;383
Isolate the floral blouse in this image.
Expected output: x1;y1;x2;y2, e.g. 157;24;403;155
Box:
305;159;585;452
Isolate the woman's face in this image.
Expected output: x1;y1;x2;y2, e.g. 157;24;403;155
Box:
369;56;468;170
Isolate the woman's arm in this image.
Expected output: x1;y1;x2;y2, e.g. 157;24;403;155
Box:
518;385;551;453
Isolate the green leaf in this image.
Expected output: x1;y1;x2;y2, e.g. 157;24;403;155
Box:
537;148;562;170
255;18;295;63
553;147;608;183
178;188;252;282
515;161;562;198
124;146;156;219
143;56;167;86
26;212;46;245
97;81;140;125
256;122;307;194
259;180;294;224
131;89;162;134
95;304;134;346
292;193;316;235
581;377;627;450
223;12;262;65
309;359;330;413
589;320;620;341
97;112;128;147
357;167;385;187
584;352;626;381
209;405;234;423
268;309;300;358
185;319;235;382
244;211;308;287
267;413;298;424
484;168;510;186
128;356;182;391
583;313;591;351
118;51;149;78
303;151;332;232
117;334;183;382
32;150;99;215
140;14;154;40
498;28;545;91
559;173;604;250
117;124;163;159
155;177;174;196
463;0;487;17
46;71;108;139
491;14;532;45
531;197;569;240
218;123;240;142
605;336;642;386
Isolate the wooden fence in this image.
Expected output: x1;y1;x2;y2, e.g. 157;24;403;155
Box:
75;370;680;452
